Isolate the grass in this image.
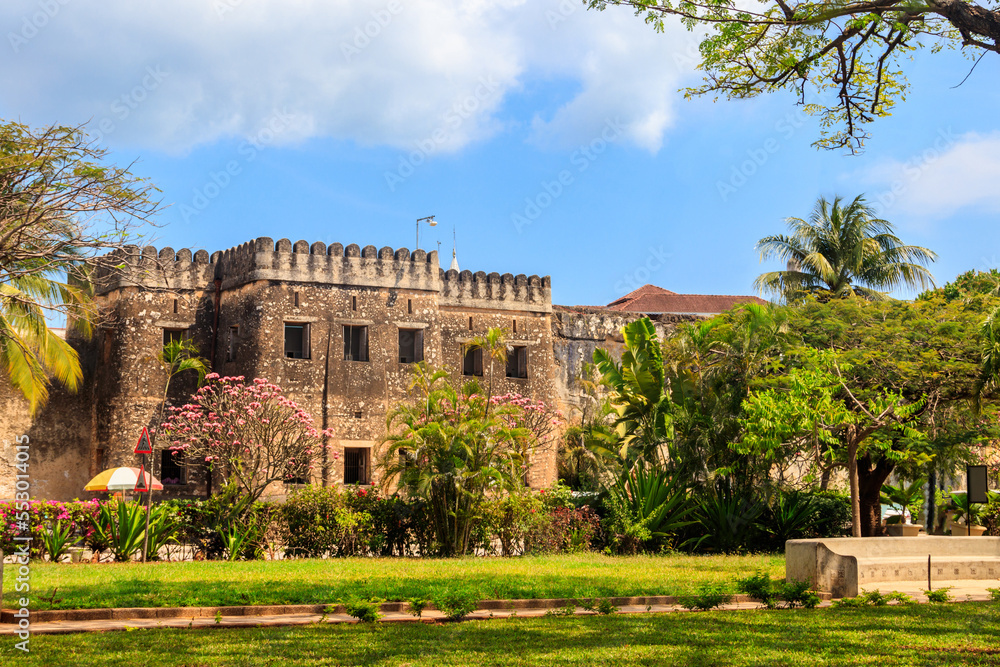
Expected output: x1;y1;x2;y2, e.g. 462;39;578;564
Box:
3;553;784;610
4;602;999;666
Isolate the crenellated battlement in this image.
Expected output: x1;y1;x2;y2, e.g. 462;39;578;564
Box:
92;237;551;311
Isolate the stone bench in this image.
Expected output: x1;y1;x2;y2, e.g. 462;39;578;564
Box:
786;536;1000;598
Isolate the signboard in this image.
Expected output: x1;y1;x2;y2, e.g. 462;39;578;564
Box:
134;465;149;492
134;427;153;454
968;464;989;504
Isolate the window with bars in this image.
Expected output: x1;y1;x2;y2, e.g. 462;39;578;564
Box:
344;325;369;362
506;345;528;379
398;328;424;363
160;449;186;485
284;323;310;359
344;447;370;485
462;346;483;376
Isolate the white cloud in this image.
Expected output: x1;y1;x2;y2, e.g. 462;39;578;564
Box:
858;130;1000;220
0;0;700;155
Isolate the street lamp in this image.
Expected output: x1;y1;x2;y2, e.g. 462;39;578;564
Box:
416;215;437;249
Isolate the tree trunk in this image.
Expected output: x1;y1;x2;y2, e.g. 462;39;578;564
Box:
857;453;895;537
847;432;861;537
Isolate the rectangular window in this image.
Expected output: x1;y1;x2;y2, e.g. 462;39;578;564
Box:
344;325;369;362
398;328;424;364
160;449;185;485
344;447;370;485
462;347;483;376
163;328;186;346
284;323;310;359
227;326;239;362
506;346;528;379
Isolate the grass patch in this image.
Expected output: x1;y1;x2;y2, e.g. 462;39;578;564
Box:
3;553;783;610
4;602;999;666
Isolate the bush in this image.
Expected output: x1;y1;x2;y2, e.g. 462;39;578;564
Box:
343;598;383;623
779;580;821;609
736;571;779;609
432;588;480;621
0;499;99;559
678;583;732;611
802;491;852;538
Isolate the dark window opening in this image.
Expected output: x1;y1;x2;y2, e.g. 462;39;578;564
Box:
227;326;239;362
398;328;424;364
173;299;178;314
407;299;412;314
160;449;185;485
352;295;357;311
285;462;309;485
506;346;528;379
344;448;371;485
294;291;299;308
163;328;186;346
463;347;483;377
399;448;415;468
512;318;517;334
354;410;363;419
344;325;369;362
468;316;473;330
284;323;310;359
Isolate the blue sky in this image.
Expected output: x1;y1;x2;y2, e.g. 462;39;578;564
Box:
3;0;998;307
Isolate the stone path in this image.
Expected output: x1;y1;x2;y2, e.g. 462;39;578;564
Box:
0;581;994;636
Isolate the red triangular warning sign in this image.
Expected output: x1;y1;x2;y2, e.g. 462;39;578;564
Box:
134;427;153;454
134;465;149;492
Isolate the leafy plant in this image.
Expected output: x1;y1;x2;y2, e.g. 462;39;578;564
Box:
861;590;890;606
143;504;178;560
595;598;618;615
695;486;765;554
678;583;732;611
343;598;383;623
736;571;779;609
41;520;80;562
924;587;953;603
90;500;147;562
761;492;816;547
406;597;430;618
432;588;479;621
948;492;983;527
778;580;820;609
880;478;925;524
987;588;1000;603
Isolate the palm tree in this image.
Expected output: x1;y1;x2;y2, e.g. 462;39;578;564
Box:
0;262;93;415
755;195;937;302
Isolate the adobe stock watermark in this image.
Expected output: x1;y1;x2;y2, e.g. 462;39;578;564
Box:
614;245;672;295
546;0;580;29
9;435;32;652
511;118;623;234
90;65;170;145
870;127;958;216
716;109;809;202
384;75;501;192
341;1;404;62
180;109;297;222
8;0;71;53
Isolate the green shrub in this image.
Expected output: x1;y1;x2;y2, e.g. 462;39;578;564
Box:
924;587;952;603
41;520;79;562
432;588;479;621
678;583;732;611
778;580;821;609
406;598;430;618
693;486;764;554
987;588;1000;602
343;598;382;623
736;571;779;609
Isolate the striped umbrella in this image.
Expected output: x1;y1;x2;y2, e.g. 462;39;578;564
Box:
84;467;163;492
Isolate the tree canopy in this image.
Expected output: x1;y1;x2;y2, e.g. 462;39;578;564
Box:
755;195;936;302
587;0;1000;151
0;120;159;412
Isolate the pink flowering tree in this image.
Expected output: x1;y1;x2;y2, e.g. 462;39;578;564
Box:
491;392;564;481
161;374;336;503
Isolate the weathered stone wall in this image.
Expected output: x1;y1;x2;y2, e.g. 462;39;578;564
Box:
550;306;699;416
0;335;96;501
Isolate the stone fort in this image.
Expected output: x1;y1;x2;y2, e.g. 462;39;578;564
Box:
0;237;762;500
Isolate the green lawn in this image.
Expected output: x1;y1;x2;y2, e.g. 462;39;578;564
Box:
5;603;999;666
4;553;784;610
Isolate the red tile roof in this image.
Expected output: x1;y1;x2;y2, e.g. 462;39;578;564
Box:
605;284;767;315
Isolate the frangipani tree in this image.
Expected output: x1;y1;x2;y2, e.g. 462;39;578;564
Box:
161;374;336;503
